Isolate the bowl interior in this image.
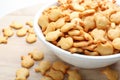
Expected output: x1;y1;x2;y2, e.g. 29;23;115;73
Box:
33;1;120;60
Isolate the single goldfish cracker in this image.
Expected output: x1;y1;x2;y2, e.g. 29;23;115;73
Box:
21;55;34;68
71;18;84;27
2;27;14;37
44;22;56;35
45;29;62;42
80;9;95;17
83;16;95;32
38;14;49;31
48;8;62;22
70;2;85;11
10;22;23;29
16;28;28;37
27;27;35;34
90;28;106;43
0;36;8;44
52;61;69;73
15;68;29;80
26;20;33;27
72;36;84;41
68;47;83;53
84;50;99;56
102;8;116;19
29;49;44;61
83;32;93;41
94;13;110;29
41;76;53;80
73;41;92;48
57;37;73;50
26;33;37;43
102;67;119;80
45;69;64;80
61;23;75;33
107;28;120;40
82;44;97;51
110;11;120;24
55;18;65;29
95;42;114;55
68;30;81;36
35;60;51;75
69;12;80;20
112;38;120;50
67;69;82;80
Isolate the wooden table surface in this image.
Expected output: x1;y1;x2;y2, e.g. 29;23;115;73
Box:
0;3;120;80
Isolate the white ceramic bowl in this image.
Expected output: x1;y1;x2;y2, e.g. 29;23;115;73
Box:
34;1;120;69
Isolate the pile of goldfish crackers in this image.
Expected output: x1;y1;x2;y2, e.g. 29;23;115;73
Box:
38;0;120;56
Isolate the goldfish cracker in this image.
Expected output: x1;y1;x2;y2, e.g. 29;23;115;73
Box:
68;30;81;36
26;20;33;27
2;27;14;37
67;69;82;80
45;69;64;80
82;44;97;51
110;11;120;24
35;60;51;75
102;67;119;80
83;32;93;41
84;50;99;56
94;13;110;29
26;33;37;43
52;61;69;73
57;37;73;50
15;68;29;80
45;29;62;42
21;55;34;68
72;36;84;41
0;36;8;44
80;9;95;17
16;28;28;37
73;41;92;48
68;47;83;53
61;23;75;33
69;12;80;20
95;42;114;55
112;38;120;50
10;22;23;29
28;28;35;34
55;18;65;29
90;28;106;43
48;8;62;22
29;49;44;61
83;16;95;32
44;22;56;35
38;14;49;31
107;27;120;40
70;2;85;11
71;18;84;27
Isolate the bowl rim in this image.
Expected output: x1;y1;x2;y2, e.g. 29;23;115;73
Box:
33;1;120;60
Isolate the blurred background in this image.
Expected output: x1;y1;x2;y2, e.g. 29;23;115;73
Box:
0;0;56;17
0;0;120;17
